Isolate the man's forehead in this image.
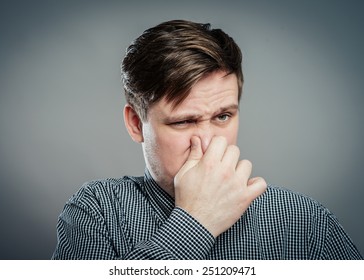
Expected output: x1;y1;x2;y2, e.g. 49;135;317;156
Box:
148;71;239;118
172;72;238;102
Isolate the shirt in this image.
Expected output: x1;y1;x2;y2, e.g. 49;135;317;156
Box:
52;169;362;260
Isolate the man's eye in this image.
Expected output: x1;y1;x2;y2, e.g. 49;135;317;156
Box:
216;114;231;122
172;120;194;127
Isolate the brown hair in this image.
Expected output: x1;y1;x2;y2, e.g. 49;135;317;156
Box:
121;19;243;121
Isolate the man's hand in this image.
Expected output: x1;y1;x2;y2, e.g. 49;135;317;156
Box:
174;136;267;238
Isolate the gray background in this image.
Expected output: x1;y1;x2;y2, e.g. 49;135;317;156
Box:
0;0;363;259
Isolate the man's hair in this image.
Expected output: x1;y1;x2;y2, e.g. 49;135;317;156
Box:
121;19;243;121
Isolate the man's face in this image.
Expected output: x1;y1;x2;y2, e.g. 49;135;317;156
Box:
142;70;240;196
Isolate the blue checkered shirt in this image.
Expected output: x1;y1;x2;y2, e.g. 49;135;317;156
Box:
52;169;362;259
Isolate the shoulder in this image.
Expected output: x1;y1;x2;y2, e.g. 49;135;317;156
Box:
64;175;145;210
250;183;338;236
255;184;332;218
263;184;327;207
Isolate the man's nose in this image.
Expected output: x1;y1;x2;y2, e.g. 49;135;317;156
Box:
195;125;214;154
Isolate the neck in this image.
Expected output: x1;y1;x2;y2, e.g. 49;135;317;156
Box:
145;168;175;198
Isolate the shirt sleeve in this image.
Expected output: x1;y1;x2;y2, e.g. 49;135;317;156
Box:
51;201;113;259
123;207;215;259
51;187;215;260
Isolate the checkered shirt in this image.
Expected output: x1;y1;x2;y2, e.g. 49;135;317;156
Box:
52;169;362;259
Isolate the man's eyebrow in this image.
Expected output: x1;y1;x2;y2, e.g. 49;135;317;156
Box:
163;113;202;124
214;104;239;115
163;104;239;123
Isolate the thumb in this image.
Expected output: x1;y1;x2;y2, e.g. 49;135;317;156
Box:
187;136;203;161
175;136;203;180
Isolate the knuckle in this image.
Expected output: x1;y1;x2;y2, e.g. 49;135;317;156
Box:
221;167;234;180
202;160;215;172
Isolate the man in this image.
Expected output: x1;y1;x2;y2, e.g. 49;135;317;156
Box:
52;20;362;259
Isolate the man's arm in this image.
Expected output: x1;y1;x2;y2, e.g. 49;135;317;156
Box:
123;207;215;259
52;186;215;260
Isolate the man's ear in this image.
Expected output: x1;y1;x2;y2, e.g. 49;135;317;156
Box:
123;104;144;143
